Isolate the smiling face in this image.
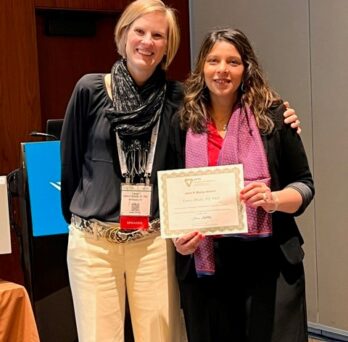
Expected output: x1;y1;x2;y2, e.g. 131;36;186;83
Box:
203;40;245;107
125;11;168;85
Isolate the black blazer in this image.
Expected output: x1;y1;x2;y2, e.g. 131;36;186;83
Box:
168;103;315;280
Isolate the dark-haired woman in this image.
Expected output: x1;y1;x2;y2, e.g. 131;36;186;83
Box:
170;28;314;342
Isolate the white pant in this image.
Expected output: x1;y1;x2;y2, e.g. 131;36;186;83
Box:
67;227;182;342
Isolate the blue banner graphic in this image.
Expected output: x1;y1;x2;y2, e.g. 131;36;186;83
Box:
23;141;68;236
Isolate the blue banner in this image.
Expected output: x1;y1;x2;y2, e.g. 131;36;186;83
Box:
23;141;68;236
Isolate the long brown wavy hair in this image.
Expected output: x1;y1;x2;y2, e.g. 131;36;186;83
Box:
180;28;282;134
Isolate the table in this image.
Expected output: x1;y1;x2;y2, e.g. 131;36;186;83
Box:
0;280;40;341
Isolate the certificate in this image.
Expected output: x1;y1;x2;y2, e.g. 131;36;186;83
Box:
158;164;248;238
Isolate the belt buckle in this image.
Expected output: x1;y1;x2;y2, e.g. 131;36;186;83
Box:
105;225;121;243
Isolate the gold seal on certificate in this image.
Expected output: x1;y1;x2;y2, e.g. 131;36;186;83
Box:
158;164;248;238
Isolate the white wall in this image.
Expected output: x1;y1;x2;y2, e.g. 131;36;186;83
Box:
0;176;11;254
309;0;348;334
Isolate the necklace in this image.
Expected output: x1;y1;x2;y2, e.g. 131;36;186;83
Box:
214;121;228;131
213;120;228;132
211;110;232;131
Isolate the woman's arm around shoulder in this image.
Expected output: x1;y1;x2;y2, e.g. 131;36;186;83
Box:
268;103;314;216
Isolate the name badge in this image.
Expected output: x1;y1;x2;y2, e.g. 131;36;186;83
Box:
120;183;152;230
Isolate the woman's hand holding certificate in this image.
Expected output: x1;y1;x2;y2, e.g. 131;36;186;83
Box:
172;231;205;255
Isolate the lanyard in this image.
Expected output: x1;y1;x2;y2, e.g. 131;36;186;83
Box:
116;118;160;183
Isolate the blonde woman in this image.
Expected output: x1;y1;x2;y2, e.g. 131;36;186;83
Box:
61;1;182;341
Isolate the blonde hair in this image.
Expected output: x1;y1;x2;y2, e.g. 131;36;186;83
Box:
115;0;180;70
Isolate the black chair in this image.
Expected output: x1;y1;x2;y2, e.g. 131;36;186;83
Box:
46;119;64;140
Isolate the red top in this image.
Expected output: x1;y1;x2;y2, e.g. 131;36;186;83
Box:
207;120;223;166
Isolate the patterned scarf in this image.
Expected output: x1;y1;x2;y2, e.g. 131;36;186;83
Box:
106;59;166;180
185;103;272;276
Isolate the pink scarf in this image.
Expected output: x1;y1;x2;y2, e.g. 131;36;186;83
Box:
185;103;272;276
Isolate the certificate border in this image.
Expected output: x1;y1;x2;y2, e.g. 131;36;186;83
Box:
158;165;247;238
